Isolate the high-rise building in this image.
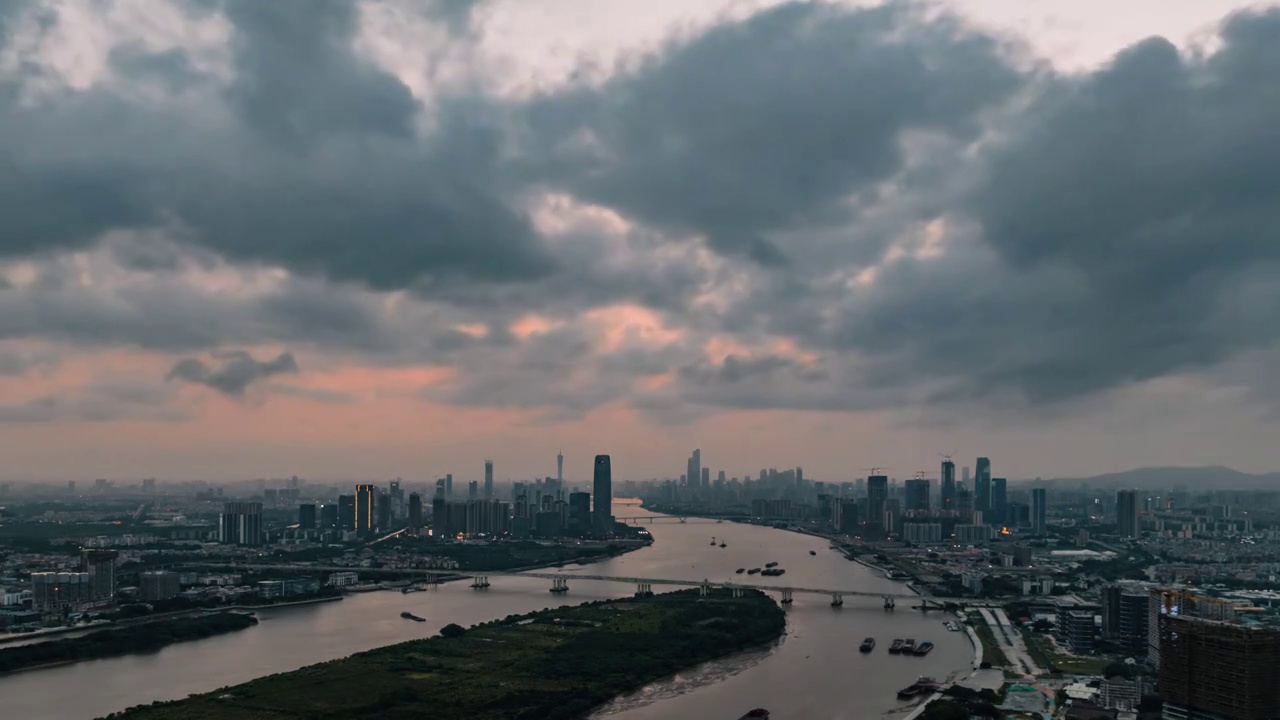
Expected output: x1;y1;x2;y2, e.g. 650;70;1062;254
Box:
1058;610;1096;654
408;493;423;532
338;495;356;530
991;478;1008;524
962;466;970;484
904;479;930;511
446;473;453;498
1116;489;1140;539
435;478;446;498
377;492;392;531
593;455;612;535
468;480;479;501
81;549;118;601
319;503;338;529
701;467;710;491
32;572;91;610
139;571;181;602
1159;612;1280;720
686;449;701;492
974;457;992;512
484;460;494;499
1031;488;1047;535
219;502;263;545
142;477;156;493
298;503;317;530
568;491;591;535
355;484;376;533
1102;584;1150;655
940;460;956;510
867;475;888;538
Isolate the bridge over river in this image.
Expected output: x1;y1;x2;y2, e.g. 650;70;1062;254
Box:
190;563;964;608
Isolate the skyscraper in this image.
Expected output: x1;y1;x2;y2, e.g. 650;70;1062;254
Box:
377;492;392;531
991;478;1008;524
867;475;888;538
219;502;263;545
468;480;479;501
355;484;376;533
338;495;355;530
1031;488;1047;535
1116;489;1139;538
484;459;494;499
593;454;612;535
298;503;317;530
686;449;701;492
557;451;564;484
974;457;992;512
904;479;930;511
940;459;956;510
408;493;423;533
701;467;710;492
568;491;591;535
445;473;454;498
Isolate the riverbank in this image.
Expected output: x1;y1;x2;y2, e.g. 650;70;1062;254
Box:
0;613;259;677
110;589;786;720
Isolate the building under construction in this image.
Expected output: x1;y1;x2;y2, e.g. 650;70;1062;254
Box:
1158;605;1280;720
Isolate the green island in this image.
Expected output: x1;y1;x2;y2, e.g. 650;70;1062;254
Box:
106;589;786;720
0;613;258;675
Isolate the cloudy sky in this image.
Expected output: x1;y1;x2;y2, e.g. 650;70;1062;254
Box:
0;0;1277;484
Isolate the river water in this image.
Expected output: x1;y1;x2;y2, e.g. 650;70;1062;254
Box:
0;501;973;719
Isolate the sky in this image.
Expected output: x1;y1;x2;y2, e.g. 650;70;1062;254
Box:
1;0;1278;484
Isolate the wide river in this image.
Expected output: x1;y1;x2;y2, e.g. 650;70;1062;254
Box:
0;500;974;719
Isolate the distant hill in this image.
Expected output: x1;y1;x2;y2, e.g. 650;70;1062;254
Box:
1043;465;1280;490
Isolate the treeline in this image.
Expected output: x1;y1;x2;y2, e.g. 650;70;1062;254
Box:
0;613;258;674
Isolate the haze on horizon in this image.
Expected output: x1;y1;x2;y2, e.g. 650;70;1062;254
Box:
0;0;1278;484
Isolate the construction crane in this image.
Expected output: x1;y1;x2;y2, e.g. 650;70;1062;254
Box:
912;471;935;480
859;467;892;476
938;451;958;462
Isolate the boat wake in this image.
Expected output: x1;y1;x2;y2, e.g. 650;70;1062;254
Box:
590;642;782;716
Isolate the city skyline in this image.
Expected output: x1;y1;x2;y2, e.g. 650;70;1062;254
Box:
2;0;1280;482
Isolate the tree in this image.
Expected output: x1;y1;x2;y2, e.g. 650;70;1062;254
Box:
1103;662;1134;679
440;623;466;638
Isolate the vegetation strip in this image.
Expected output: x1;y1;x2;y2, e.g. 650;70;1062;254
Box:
0;613;258;675
105;589;786;720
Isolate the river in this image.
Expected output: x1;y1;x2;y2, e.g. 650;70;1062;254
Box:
0;500;973;719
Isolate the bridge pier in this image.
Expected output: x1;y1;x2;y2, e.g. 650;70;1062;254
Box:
470;575;490;589
635;583;653;597
780;590;793;605
831;593;843;607
731;587;744;598
883;596;895;610
550;577;568;593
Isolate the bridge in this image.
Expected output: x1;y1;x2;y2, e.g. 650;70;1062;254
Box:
189;563;962;609
612;515;756;524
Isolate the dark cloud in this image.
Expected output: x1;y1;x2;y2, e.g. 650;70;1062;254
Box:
167;350;299;397
0;348;56;376
520;2;1021;263
1;0;1280;423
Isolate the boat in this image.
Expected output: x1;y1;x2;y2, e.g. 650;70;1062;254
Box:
739;710;770;719
901;639;916;653
710;537;717;545
761;568;784;576
748;568;761;575
860;637;875;652
400;611;425;622
765;562;779;568
809;550;817;556
889;638;905;653
736;568;746;574
401;586;421;594
720;542;727;548
896;677;938;699
913;641;934;656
